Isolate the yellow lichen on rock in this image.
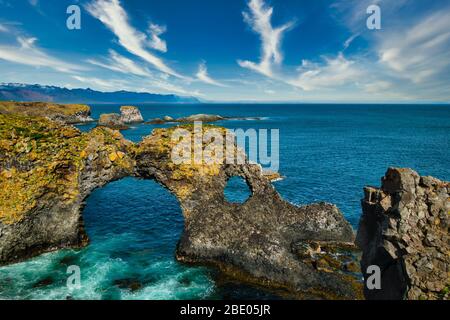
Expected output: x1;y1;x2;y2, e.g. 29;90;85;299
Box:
109;152;118;162
0;114;134;224
137;124;228;183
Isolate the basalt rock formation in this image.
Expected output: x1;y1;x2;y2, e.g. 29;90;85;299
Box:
119;106;144;124
135;126;361;299
356;168;450;300
0;114;134;263
0;101;93;124
0;114;360;299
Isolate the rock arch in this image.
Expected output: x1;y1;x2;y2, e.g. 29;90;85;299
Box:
0;116;360;298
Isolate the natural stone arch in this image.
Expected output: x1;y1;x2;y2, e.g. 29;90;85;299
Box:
132;127;360;298
0;116;360;298
223;175;253;204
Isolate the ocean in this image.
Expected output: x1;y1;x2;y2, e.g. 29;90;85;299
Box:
1;104;449;299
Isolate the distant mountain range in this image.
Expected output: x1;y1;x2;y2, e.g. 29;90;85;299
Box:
0;83;200;104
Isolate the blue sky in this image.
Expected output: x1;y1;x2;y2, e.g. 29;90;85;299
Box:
0;0;449;102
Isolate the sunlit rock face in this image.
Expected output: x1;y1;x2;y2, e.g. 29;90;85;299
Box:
0;114;134;264
0;101;94;124
357;168;450;300
119;106;144;124
0;113;359;299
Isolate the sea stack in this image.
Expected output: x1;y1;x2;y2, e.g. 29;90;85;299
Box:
356;168;450;300
120;106;144;124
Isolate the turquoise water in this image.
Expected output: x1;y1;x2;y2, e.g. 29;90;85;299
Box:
1;104;449;299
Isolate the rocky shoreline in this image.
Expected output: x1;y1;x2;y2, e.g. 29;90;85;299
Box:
0;113;360;299
0;101;94;124
0;103;448;300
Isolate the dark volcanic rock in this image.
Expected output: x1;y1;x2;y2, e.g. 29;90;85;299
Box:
135;127;359;299
32;276;55;288
356;168;450;300
0;118;359;299
113;278;143;292
0;114;135;265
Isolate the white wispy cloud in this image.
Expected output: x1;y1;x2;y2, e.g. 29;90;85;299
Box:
147;79;203;97
378;10;450;84
71;75;127;91
329;0;450;101
343;33;359;50
0;36;84;73
238;0;294;77
289;53;364;91
87;49;152;77
363;80;391;93
86;0;184;78
196;62;227;87
148;23;167;53
0;24;8;32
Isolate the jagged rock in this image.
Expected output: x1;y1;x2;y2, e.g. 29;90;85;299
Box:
98;113;129;130
0;114;135;262
356;168;450;300
0;117;360;299
0;101;94;124
119;106;144;124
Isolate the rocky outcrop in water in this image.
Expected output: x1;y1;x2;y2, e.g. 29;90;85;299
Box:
356;168;450;300
0;101;93;124
146;114;261;124
119;106;144;124
98;113;129;130
135;127;360;299
0;114;360;299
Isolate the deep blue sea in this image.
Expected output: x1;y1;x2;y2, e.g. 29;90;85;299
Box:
1;104;449;299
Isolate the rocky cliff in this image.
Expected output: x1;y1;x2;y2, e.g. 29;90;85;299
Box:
0;114;360;299
0;114;134;264
356;168;450;300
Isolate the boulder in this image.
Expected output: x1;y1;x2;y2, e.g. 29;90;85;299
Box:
356;168;450;300
98;113;129;130
119;106;144;124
